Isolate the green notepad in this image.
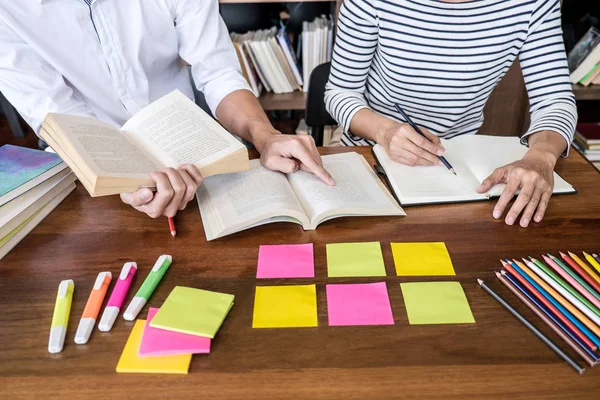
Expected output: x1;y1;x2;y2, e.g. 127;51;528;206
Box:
149;286;235;338
400;282;475;325
326;242;386;277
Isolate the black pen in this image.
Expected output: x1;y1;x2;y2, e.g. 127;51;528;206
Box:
393;103;456;175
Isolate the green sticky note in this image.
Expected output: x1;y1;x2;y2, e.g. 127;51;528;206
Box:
326;242;386;277
391;242;455;276
400;282;475;325
149;286;235;338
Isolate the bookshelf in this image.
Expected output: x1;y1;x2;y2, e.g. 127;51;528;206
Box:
258;91;306;111
572;84;600;101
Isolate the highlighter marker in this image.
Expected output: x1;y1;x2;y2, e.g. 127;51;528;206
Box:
98;262;137;331
74;272;112;344
48;279;74;354
123;255;172;321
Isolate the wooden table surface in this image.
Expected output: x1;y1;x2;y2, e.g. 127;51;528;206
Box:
1;146;600;399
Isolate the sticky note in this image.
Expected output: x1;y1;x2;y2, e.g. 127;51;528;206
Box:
253;284;318;328
326;282;394;326
150;286;234;338
400;282;475;325
116;320;191;374
139;308;211;357
326;242;386;277
257;243;314;278
391;242;455;276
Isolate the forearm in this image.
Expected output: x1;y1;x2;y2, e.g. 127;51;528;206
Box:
214;89;278;152
349;108;398;143
524;130;568;167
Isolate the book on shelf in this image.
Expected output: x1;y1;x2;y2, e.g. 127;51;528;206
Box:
573;123;600;163
40;90;250;197
568;27;600;85
0;145;76;260
373;136;575;206
302;15;333;92
196;152;405;241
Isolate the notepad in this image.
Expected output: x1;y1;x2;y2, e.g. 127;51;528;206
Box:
150;286;235;338
139;308;211;357
326;242;386;277
252;284;318;328
257;243;315;278
116;320;192;374
400;282;475;325
326;282;394;326
391;242;455;276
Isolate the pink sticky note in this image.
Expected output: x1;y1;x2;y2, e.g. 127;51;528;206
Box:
138;308;211;357
326;282;395;326
257;243;315;279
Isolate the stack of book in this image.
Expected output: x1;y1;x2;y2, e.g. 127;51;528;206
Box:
568;27;600;86
0;145;76;260
231;15;333;95
574;123;600;169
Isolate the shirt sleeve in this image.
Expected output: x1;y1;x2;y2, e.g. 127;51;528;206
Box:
0;20;95;135
324;0;379;134
172;0;252;117
518;0;577;157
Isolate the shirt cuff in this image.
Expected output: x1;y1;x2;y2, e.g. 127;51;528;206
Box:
202;73;253;117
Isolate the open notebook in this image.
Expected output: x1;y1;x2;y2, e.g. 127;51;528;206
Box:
197;152;405;240
373;135;575;206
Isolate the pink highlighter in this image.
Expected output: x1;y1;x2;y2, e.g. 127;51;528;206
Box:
98;262;137;332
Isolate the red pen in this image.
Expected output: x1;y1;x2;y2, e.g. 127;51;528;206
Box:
168;217;176;237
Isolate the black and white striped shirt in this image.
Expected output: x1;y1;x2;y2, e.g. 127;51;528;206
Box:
325;0;576;152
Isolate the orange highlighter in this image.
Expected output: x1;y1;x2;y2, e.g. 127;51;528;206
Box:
74;272;112;344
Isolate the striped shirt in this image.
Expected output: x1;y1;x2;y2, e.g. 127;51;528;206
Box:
324;0;576;154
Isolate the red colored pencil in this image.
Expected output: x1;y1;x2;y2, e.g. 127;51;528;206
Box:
560;252;600;293
168;217;176;237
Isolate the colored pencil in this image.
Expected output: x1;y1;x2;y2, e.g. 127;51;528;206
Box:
502;260;599;349
497;271;598;367
393;103;456;175
530;257;600;318
523;259;600;331
584;252;600;275
594;253;600;265
477;278;585;374
561;252;600;289
168;217;176;237
543;254;600;310
549;254;600;302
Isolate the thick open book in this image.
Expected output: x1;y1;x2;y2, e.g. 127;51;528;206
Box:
197;152;405;240
373;135;575;206
40;91;249;197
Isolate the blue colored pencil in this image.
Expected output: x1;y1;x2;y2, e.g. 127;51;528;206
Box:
500;270;599;364
506;260;600;349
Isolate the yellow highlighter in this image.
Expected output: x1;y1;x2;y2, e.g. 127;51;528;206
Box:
48;279;74;354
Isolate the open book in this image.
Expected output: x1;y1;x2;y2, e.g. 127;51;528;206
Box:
373;135;575;206
40;90;249;197
197;152;405;240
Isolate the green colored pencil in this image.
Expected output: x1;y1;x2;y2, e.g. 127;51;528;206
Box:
530;257;600;317
548;253;600;302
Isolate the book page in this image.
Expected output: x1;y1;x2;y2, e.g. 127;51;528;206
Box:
286;152;404;225
373;144;486;205
120;90;246;169
47;114;158;178
198;160;310;236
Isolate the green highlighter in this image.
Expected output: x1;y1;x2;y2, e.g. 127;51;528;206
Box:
123;255;171;321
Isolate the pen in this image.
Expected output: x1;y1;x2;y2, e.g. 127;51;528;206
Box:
393;103;456;175
168;217;176;237
98;262;137;331
123;255;172;321
74;272;112;344
48;279;74;354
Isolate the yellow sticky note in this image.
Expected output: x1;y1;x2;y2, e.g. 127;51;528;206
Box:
253;285;318;328
391;242;455;276
326;242;386;277
116;320;192;374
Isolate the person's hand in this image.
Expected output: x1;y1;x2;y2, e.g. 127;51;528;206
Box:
476;148;557;227
376;121;445;166
255;133;335;185
120;164;203;218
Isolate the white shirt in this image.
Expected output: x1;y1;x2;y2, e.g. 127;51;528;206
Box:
0;0;251;134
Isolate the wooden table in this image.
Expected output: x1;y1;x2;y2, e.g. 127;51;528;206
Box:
1;147;600;399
